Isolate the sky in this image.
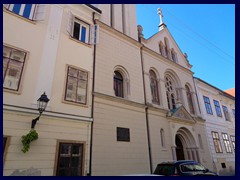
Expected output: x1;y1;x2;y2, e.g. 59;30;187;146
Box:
136;4;235;91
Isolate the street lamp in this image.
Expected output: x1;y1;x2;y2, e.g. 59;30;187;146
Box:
31;92;50;129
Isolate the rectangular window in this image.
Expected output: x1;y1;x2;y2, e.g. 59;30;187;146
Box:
222;133;232;153
213;100;222;117
232;109;235;118
117;127;130;142
230;136;235;152
65;66;88;105
211;131;223;153
3;45;26;91
67;11;99;45
203;96;213;114
56;142;84;176
71;18;89;43
4;4;36;20
222;105;230;121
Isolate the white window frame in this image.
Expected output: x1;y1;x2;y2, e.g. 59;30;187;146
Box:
67;11;99;44
3;4;45;21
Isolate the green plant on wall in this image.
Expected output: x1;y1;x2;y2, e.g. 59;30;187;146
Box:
21;130;38;153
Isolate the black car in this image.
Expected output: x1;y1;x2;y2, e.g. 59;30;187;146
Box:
153;160;218;176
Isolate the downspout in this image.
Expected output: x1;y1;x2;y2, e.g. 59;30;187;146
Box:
88;11;97;176
140;45;153;173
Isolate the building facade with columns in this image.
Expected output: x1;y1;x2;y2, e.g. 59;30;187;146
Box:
90;4;214;175
194;78;235;176
3;4;101;176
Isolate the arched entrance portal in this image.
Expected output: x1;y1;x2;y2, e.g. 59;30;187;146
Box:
174;127;201;162
175;135;185;160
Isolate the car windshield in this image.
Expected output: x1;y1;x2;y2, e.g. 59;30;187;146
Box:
154;164;175;176
180;163;206;172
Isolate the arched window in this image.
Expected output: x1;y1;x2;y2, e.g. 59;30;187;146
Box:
185;85;195;114
160;128;165;147
114;71;124;97
171;49;177;63
164;37;169;59
149;70;160;104
165;75;177;109
159;42;164;56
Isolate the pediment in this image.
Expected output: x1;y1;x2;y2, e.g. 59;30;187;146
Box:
167;105;196;123
143;27;192;70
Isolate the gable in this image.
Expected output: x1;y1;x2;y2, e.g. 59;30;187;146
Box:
167;105;196;123
142;27;192;70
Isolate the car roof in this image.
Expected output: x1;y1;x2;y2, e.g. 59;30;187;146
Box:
157;160;196;165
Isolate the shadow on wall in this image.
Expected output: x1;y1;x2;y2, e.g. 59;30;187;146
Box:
218;166;235;176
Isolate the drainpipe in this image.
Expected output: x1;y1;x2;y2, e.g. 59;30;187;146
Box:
88;11;97;176
140;45;153;173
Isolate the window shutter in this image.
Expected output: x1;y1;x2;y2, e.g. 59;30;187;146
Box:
33;4;46;21
3;4;10;9
67;11;73;36
90;24;99;44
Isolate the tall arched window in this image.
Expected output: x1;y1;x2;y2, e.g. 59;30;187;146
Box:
165;75;177;109
171;49;177;63
185;85;195;114
164;37;169;59
114;71;124;98
160;128;165;147
149;70;160;104
159;42;164;56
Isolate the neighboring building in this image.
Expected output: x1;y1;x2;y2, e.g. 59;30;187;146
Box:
194;77;235;176
225;88;235;97
91;5;213;175
3;4;101;176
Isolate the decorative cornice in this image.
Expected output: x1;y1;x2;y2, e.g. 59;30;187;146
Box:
93;92;145;109
3;104;93;122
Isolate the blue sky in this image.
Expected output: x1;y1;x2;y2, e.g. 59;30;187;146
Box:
136;4;235;91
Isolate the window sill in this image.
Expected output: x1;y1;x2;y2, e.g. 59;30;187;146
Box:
62;99;89;108
68;36;92;48
3;9;36;25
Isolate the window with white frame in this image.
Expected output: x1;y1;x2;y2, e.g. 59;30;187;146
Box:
232;109;235;118
64;66;88;105
211;131;223;153
222;133;232;153
213;100;222;117
3;4;46;21
3;45;26;91
67;11;99;45
222;105;230;121
203;96;213;115
230;135;235;152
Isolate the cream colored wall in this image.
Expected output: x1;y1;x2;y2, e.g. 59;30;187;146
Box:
147;110;173;168
95;27;144;103
49;5;95;117
3;6;50;107
3;110;91;176
92;97;150;176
